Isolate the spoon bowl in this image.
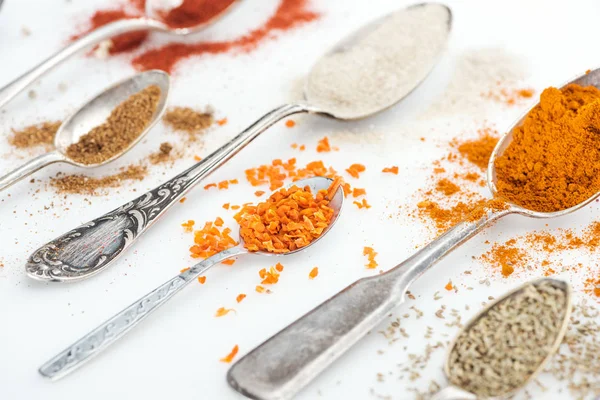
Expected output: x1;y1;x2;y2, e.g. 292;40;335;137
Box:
0;70;170;192
144;0;240;34
38;176;344;379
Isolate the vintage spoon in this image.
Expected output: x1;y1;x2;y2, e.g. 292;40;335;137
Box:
0;0;237;109
0;70;169;191
25;3;452;282
431;278;571;400
226;68;600;400
38;176;344;380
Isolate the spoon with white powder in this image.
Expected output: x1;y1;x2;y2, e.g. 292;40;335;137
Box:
26;3;452;283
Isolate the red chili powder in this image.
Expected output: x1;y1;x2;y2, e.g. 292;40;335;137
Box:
159;0;236;29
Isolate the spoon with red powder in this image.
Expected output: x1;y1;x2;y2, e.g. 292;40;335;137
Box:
0;0;238;109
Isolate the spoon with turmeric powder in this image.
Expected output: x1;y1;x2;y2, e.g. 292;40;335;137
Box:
226;69;600;400
38;176;344;380
0;70;169;192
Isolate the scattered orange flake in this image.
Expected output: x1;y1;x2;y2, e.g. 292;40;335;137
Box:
445;281;453;291
363;246;378;269
353;199;371;209
259;268;267;279
586;69;592;74
194;155;202;161
215;307;235;317
181;220;195;232
231;205;240;210
204;183;216;190
229;179;239;184
220;345;239;363
222;203;230;210
218;180;229;190
285;119;296;128
189;220;238;260
221;259;236;266
291;143;298;149
316;137;331;152
309;267;318;279
346;163;366;179
299;145;306;151
180;267;190;273
382;166;399;175
255;285;265;293
217;118;228;126
214;217;224;227
260;265;281;284
352;188;366;198
179;197;187;203
198;276;206;284
517;88;534;98
244;158;337;191
236;294;246;303
342;182;352;197
254;190;265;197
275;262;284;272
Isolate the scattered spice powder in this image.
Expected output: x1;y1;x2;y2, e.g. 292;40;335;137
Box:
456;127;499;170
220;344;239;363
382;166;399;175
236;294;246;303
234;179;338;253
162;106;214;140
51;164;147;195
435;178;460;196
66;85;161;165
157;0;236;29
309;266;318;279
217;118;228;126
180;197;187;203
363;246;378;269
148;142;174;164
8;121;61;149
495;84;600;212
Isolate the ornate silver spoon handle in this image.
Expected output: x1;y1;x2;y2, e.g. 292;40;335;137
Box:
227;208;514;400
0;18;165;109
26;103;309;282
39;245;246;380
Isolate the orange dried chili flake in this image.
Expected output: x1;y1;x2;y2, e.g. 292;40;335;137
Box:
255;285;265;293
309;267;318;279
218;180;229;190
198;276;206;284
342;182;352;197
234;181;336;253
223;203;230;210
346;163;366;179
352;188;366;198
181;220;195;232
445;280;453;291
220;345;239;363
245;158;337;191
189;220;238;260
229;179;239;184
231;205;240;210
179;197;187;203
236;293;246;303
260;265;281;285
215;307;235;317
217;118;228;126
353;199;371;209
291;143;298;149
255;190;265;197
275;262;284;272
222;259;236;266
214;217;224;227
180;267;190;273
316;136;331;152
299;145;306;151
363;246;378;269
285;119;296;128
259;268;267;279
194;155;202;161
382;166;399;175
204;183;217;190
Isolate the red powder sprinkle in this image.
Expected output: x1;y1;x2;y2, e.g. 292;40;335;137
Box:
285;119;296;128
220;344;239;363
198;276;206;284
382;166;399;175
217;118;228;126
158;0;236;29
236;294;246;303
132;0;320;73
309;267;318;279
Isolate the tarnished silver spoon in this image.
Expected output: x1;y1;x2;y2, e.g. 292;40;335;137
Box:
25;3;452;282
226;69;600;400
38;176;344;380
0;70;169;191
0;0;238;109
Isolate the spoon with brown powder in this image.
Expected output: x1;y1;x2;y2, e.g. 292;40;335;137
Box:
226;68;600;400
0;70;169;192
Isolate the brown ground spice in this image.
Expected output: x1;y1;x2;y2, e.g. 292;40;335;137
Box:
149;142;174;164
66;85;161;165
51;165;147;195
9;121;61;148
162;106;213;140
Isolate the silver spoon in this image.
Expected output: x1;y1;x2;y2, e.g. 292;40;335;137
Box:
432;278;571;400
25;2;452;283
38;176;344;380
226;68;600;400
0;70;170;191
0;0;238;109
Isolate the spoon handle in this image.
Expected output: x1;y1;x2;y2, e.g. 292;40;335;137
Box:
0;151;66;191
227;207;513;400
39;245;245;380
0;18;164;110
26;103;309;282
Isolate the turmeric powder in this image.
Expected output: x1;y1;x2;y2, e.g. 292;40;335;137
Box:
495;84;600;212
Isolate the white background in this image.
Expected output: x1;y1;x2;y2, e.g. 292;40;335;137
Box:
1;0;600;399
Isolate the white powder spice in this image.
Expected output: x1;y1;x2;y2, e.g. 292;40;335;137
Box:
305;4;451;119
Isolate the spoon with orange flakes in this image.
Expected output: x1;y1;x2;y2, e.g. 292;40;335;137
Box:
39;176;344;380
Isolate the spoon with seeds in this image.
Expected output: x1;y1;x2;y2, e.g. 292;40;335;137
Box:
0;70;169;191
226;68;600;400
38;176;343;380
431;278;571;400
0;0;237;109
26;3;452;282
